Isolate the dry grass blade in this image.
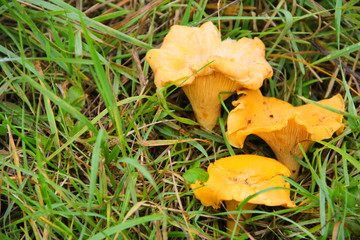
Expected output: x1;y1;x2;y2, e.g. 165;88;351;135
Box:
6;123;22;186
131;47;146;90
110;0;166;30
168;150;193;240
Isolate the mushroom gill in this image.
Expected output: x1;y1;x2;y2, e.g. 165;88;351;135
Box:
226;90;344;179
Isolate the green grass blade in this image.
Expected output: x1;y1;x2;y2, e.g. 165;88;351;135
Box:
89;214;164;240
265;9;293;57
24;0;153;49
87;129;106;211
310;42;360;66
118;157;159;193
318;140;360;170
335;0;342;49
22;74;98;134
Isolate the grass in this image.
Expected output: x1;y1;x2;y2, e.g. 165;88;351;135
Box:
0;0;359;239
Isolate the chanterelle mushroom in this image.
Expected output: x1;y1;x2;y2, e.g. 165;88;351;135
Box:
226;90;345;179
191;155;295;235
146;21;273;130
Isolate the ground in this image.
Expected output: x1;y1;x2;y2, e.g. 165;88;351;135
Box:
0;0;359;239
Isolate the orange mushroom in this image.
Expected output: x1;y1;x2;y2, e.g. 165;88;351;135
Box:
226;90;345;179
191;155;295;235
146;22;272;130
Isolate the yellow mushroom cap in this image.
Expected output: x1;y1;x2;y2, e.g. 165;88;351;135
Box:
146;21;221;88
146;22;273;130
146;21;272;88
190;155;295;209
226;90;345;178
210;37;273;90
295;94;345;140
227;89;294;148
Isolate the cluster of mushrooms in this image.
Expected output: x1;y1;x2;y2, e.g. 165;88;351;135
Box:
146;22;345;235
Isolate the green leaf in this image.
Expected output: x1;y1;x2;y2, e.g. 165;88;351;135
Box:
68;85;85;110
183;168;209;184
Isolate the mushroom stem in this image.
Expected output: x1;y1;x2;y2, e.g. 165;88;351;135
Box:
274;153;302;179
225;200;257;236
257;118;313;179
182;72;242;130
269;147;313;179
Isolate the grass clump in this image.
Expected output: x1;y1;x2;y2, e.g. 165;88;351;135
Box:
0;0;359;239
